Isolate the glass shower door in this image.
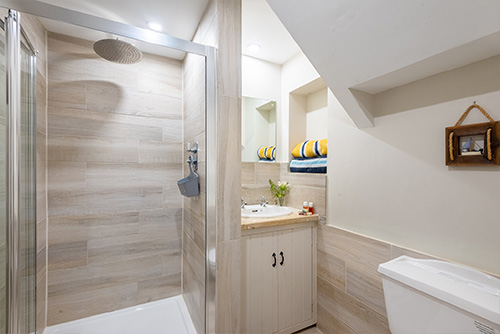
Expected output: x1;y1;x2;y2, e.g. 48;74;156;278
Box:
0;18;7;334
19;29;37;334
2;11;37;333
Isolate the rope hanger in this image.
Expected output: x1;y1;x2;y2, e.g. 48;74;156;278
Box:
454;102;494;126
449;102;494;162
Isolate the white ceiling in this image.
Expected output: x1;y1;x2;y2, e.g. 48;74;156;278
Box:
267;0;500;128
26;0;298;65
37;0;209;41
242;0;300;65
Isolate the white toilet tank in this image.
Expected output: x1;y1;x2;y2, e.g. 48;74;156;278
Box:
378;256;500;334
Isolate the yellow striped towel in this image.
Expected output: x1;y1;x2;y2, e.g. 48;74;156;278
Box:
291;139;327;158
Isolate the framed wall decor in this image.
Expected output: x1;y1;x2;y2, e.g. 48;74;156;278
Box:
445;103;500;166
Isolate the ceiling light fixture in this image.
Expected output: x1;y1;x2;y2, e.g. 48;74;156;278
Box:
147;21;162;32
247;43;261;52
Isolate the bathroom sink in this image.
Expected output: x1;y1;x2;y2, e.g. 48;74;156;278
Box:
241;205;292;218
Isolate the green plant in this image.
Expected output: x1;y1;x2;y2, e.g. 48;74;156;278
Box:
269;179;290;206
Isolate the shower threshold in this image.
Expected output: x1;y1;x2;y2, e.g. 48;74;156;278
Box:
44;295;197;334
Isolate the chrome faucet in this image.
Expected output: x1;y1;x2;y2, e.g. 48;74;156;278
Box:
260;196;268;207
241;197;247;209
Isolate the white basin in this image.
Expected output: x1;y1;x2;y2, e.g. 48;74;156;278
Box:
241;204;292;218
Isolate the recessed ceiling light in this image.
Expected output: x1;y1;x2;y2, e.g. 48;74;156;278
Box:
147;21;162;32
247;43;261;52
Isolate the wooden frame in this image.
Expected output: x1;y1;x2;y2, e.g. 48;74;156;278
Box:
446;121;500;166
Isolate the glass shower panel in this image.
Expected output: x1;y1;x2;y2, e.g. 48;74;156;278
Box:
19;30;37;334
0;19;7;334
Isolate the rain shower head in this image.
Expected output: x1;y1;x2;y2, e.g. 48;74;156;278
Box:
93;38;143;64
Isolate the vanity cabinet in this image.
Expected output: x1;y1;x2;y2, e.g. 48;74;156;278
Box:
241;222;317;334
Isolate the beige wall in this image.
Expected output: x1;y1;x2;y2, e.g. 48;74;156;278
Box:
327;57;500;276
46;33;184;325
21;13;49;334
322;58;500;332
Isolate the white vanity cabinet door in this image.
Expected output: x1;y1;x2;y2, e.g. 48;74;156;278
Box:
241;223;316;334
277;227;314;332
242;231;278;334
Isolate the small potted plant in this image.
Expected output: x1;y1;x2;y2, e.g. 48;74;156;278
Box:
269;179;290;206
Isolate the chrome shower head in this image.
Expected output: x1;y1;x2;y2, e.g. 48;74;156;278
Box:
93;38;143;64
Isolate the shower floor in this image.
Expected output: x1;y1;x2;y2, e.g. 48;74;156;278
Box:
44;295;197;334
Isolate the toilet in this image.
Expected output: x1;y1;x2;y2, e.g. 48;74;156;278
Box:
378;256;500;334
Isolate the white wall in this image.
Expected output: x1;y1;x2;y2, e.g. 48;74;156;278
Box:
242;55;281;101
306;87;328;140
280;53;321;161
243;53;324;161
327;57;500;275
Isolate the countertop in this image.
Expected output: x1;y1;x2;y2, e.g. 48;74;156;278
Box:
241;207;319;231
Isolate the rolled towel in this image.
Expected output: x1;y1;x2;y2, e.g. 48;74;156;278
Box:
257;145;276;160
292;139;327;158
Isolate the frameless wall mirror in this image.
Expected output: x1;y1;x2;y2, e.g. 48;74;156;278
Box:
241;96;277;162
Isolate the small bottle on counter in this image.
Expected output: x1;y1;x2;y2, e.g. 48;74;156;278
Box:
303;201;309;211
308;202;314;214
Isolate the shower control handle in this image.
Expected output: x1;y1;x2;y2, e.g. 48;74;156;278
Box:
186;141;199;172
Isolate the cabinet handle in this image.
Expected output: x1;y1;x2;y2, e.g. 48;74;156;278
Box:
272;252;277;267
280;251;284;266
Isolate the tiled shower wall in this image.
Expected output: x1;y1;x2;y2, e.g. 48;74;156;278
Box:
46;32;184;325
182;23;207;334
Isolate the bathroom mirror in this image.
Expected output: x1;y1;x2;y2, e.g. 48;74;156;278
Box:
241;96;277;162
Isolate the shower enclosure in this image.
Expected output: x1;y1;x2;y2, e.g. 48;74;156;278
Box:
1;1;217;333
1;9;37;334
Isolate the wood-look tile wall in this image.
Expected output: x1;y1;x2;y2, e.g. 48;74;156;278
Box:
214;0;242;332
46;32;183;325
182;25;207;334
316;224;500;334
241;162;326;219
22;13;49;334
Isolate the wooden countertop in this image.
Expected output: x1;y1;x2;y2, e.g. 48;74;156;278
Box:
241;207;319;230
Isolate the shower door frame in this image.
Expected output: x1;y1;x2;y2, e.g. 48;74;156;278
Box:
4;9;38;334
0;1;218;333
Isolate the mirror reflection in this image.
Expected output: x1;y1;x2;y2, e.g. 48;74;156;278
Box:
241;97;277;162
